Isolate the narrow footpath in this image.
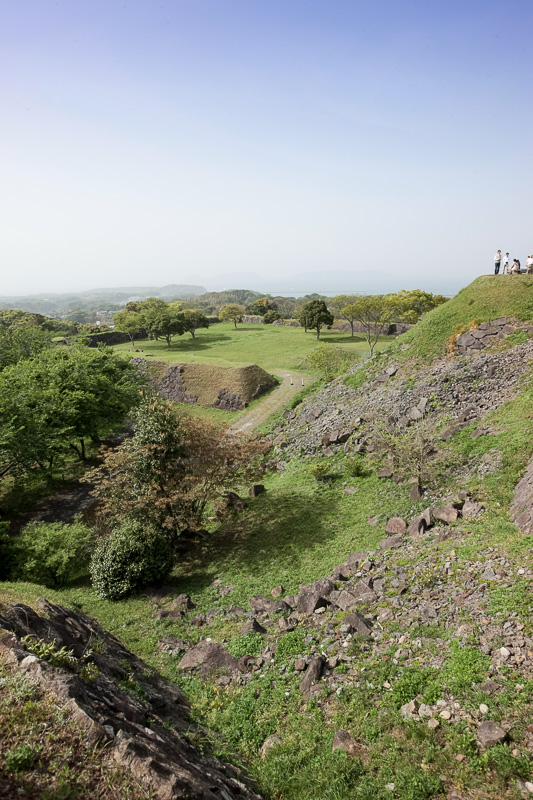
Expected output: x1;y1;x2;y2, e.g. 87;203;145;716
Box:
229;370;309;434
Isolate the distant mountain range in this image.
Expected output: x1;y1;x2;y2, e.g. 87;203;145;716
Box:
0;284;207;317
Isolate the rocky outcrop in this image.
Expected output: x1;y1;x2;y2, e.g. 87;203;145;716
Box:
0;600;262;800
511;456;533;535
454;317;533;355
269;337;533;459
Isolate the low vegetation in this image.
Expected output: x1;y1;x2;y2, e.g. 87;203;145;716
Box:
1;277;533;799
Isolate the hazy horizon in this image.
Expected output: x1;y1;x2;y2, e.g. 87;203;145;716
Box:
2;1;531;297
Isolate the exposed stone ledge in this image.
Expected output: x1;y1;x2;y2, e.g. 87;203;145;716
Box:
0;600;262;800
511;457;533;536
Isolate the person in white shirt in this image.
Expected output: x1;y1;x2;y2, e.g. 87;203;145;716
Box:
502;253;510;274
527;255;533;274
494;250;501;274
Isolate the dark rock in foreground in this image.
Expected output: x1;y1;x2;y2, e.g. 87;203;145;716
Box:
0;600;262;800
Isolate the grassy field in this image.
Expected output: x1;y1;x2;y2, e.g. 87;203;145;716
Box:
113;322;394;371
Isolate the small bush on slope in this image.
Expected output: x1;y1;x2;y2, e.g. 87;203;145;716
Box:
90;520;173;600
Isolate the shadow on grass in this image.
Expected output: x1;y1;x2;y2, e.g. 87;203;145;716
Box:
175;485;342;596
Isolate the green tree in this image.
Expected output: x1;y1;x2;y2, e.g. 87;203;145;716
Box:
113;309;143;346
10;518;95;586
219;304;245;329
298;300;334;339
0;326;51;370
391;289;448;323
340;295;401;355
143;306;185;347
263;309;281;324
0;309;46;329
328;294;360;337
86;395;265;535
180;309;209;338
247;297;277;316
66;308;95;324
0;346;144;474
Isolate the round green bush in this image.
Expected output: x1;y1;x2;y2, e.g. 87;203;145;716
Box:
90;521;173;600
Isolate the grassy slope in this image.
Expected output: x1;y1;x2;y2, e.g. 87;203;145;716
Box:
3;377;533;799
114;322;393;371
3;279;533;799
391;274;533;363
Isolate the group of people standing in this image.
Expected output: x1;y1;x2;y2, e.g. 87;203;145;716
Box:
494;251;533;275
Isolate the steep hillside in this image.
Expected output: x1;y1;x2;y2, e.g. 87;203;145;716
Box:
392;275;533;362
2;276;533;800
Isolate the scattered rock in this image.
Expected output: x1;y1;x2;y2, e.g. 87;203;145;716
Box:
297;592;328;616
299;655;325;698
178;643;241;677
342;612;372;637
260;734;282;759
401;700;419;720
332;730;366;758
240;618;267;635
431;505;459;525
477;721;506;748
385;517;407;535
379;534;404;550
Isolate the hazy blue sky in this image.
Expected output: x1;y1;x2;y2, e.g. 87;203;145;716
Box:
1;0;531;297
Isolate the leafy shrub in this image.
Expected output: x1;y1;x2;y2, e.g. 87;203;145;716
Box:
10;519;95;586
90;520;173;600
275;630;308;659
5;742;40;772
227;633;264;658
302;344;358;381
344;455;370;478
263;310;281;324
308;461;339;483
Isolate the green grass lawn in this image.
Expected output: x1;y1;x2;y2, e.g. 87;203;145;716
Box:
114;322;394;372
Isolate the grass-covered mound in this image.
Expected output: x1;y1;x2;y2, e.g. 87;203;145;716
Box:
159;361;277;407
394;275;533;362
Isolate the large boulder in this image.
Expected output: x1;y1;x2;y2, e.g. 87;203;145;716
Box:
178;643;241;677
297;592;329;616
299;655;325;698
